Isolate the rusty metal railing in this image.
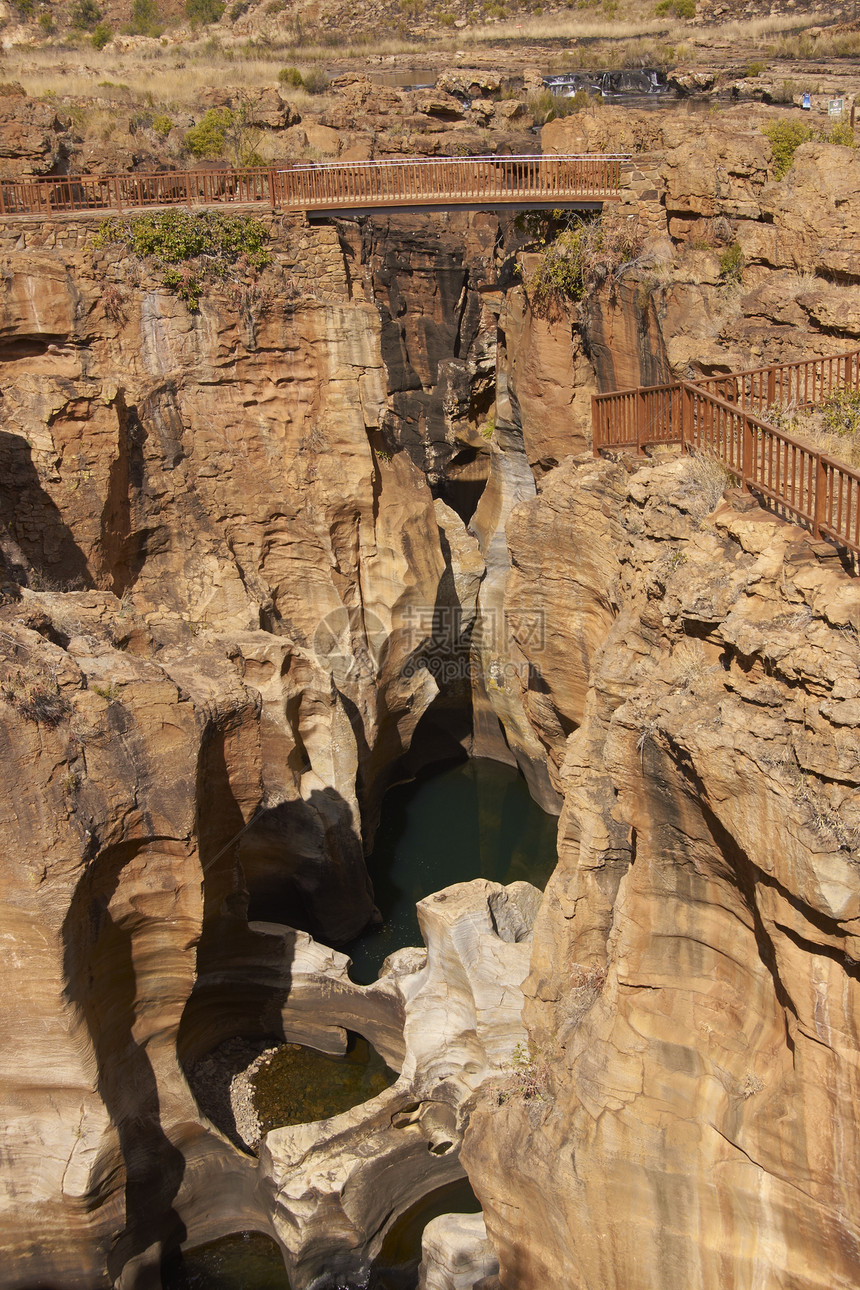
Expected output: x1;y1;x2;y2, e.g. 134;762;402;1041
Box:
696;348;860;419
592;349;860;559
0;154;627;218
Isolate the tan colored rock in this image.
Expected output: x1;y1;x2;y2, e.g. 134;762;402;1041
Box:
750;142;860;279
463;455;860;1290
417;93;467;121
796;284;860;336
0;96;68;177
418;1212;499;1290
302;122;341;155
260;879;541;1288
663;120;771;219
496;284;594;467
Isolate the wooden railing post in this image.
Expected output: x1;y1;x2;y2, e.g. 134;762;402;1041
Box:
592;395;600;456
767;367;776;408
813;453;827;538
636;388;647;455
681;382;692;450
741;410;752;491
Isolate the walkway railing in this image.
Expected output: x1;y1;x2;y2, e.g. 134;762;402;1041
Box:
696;349;860;419
0;154;626;218
592;348;860;559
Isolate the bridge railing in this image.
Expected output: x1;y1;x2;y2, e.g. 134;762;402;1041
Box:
0;154;626;218
592;350;860;558
696;348;860;418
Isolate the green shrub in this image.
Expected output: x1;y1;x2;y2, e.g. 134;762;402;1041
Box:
91;20;112;46
821;388;860;436
184;106;233;158
229;0;249;15
128;0;162;35
827;121;856;148
71;0;102;27
525;211;643;311
152;112;173;135
528;87;594;124
718;242;744;282
186;0;226;25
93;208;271;312
743;59;767;77
301;68;330;94
278;64;304;87
762;119;815;178
656;0;695;16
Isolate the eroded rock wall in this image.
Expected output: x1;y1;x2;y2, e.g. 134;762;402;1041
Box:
462;455;860;1290
0;210;512;1285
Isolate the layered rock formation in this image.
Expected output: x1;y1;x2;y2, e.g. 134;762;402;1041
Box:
463;454;860;1289
2;96;860;1290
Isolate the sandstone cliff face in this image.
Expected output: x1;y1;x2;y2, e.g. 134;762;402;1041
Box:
0;211;512;1284
543;110;860;381
462;455;860;1289
3;102;860;1290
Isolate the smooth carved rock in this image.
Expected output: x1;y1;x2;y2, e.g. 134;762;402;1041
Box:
259;879;540;1288
495;285;594;470
462;455;860;1290
0;218;520;1283
418;1212;499;1290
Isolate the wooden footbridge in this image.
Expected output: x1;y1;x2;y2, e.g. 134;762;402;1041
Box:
0;154;626;218
593;348;860;562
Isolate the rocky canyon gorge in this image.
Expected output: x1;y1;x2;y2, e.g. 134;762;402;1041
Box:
0;60;859;1290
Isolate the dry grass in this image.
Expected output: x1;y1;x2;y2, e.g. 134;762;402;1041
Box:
717;13;830;42
8;45;345;109
469;13;669;42
768;394;860;470
671;638;711;689
765;26;860;61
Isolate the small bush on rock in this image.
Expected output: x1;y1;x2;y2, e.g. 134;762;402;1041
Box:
655;0;695;16
524;210;643;313
71;0;102;27
827;121;856;148
278;65;304;87
186;0;226;25
93;208;271;312
301;68;330;95
718;242;744;283
91;20;112;47
822;388;860;437
184;106;233;158
762;119;815;178
127;0;163;35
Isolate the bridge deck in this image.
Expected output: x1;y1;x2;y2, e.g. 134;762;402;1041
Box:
0;154;627;218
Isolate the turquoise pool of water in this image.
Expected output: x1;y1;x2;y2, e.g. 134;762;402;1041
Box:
345;757;558;984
